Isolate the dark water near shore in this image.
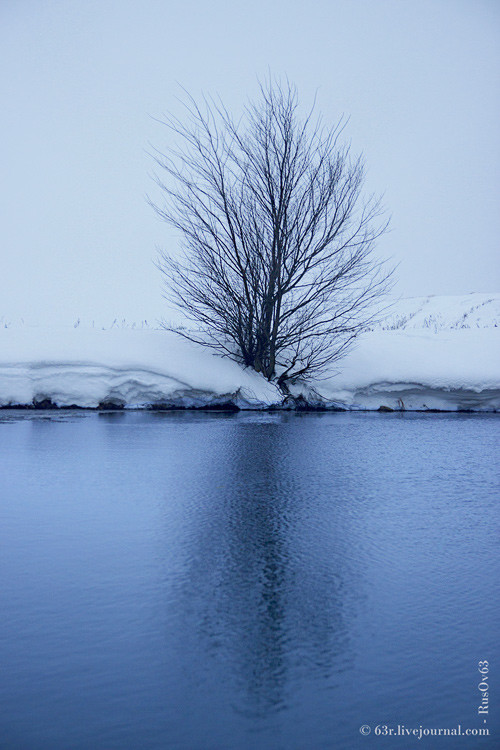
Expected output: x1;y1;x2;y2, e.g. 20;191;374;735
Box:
0;411;498;749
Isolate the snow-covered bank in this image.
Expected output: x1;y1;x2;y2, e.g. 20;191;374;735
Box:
0;329;282;410
1;294;499;412
301;329;500;411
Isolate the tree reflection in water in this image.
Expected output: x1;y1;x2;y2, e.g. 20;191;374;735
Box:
164;414;358;719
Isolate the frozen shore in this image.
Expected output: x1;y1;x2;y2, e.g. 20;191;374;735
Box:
1;294;499;412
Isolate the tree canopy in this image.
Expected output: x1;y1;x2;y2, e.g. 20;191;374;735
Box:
151;80;392;389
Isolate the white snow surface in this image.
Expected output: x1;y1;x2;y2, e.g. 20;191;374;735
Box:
303;328;500;411
374;293;500;332
0;293;499;411
0;328;281;409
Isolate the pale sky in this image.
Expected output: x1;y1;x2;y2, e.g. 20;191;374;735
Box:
1;0;499;325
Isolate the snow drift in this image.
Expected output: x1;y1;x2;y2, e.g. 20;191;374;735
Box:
0;329;281;410
0;294;499;411
300;328;499;411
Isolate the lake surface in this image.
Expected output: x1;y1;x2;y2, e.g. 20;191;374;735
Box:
0;410;498;749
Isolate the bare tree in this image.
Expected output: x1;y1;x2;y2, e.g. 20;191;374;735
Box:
150;80;392;390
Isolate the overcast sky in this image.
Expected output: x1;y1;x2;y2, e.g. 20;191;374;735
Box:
1;0;499;325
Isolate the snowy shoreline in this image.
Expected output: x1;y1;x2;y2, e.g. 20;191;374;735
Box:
1;295;499;413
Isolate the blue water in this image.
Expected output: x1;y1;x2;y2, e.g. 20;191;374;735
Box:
0;411;498;749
